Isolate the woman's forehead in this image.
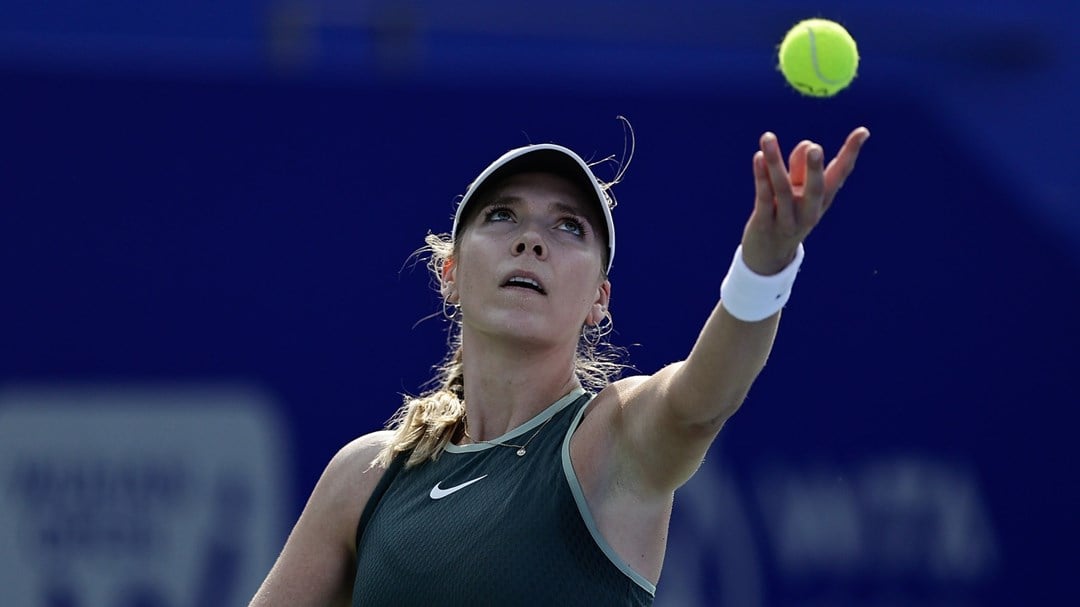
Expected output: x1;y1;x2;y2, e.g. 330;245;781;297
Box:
487;172;589;206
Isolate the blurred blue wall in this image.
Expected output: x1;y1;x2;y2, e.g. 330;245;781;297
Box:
2;2;1078;605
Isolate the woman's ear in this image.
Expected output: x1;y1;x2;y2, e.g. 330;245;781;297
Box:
587;280;612;326
440;257;458;303
587;304;605;326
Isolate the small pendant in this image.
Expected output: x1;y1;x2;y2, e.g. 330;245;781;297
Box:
516;448;527;457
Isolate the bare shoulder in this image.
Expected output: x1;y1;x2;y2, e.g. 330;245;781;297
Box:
572;364;688;491
332;430;395;477
582;365;681;426
292;429;398;557
319;430;397;524
596;374;658;408
248;430;397;606
572;374;655;472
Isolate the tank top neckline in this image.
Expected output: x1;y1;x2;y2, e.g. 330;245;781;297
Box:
443;387;586;454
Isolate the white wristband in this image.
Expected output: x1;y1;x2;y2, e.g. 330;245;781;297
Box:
720;244;805;322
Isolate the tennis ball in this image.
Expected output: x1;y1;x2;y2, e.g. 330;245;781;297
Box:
778;18;859;97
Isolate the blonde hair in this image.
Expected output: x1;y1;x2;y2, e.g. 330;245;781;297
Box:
376;231;626;469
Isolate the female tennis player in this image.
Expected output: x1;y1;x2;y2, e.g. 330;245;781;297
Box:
250;126;870;606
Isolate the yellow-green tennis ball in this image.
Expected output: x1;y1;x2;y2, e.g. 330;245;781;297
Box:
778;18;859;97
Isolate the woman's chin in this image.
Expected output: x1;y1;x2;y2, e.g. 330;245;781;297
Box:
468;318;573;349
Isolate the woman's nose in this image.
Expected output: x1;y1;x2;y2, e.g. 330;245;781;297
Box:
512;231;546;260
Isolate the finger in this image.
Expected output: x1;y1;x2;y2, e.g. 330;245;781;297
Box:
760;132;796;228
788;140;813;187
800;144;826;223
823;127;871;207
752;150;774;218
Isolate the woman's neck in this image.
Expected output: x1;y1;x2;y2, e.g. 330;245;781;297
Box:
458;330;581;441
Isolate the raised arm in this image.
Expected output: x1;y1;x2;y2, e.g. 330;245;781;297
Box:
608;127;870;495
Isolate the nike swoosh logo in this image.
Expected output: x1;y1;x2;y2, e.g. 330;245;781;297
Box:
429;475;488;500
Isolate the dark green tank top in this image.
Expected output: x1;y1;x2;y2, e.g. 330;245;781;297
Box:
352;388;655;606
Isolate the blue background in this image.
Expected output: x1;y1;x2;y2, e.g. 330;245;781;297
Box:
3;1;1078;605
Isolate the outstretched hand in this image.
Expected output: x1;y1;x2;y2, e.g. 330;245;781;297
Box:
740;127;870;275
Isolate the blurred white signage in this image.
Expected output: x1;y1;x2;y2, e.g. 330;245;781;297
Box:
0;385;289;607
657;452;999;606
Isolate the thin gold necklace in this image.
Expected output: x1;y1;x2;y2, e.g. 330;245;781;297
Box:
462;412;556;457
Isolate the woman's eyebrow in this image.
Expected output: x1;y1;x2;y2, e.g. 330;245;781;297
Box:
488;195;523;207
550;201;588;217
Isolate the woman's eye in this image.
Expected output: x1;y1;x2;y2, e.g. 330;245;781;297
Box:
559;218;585;236
484;208;513;222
